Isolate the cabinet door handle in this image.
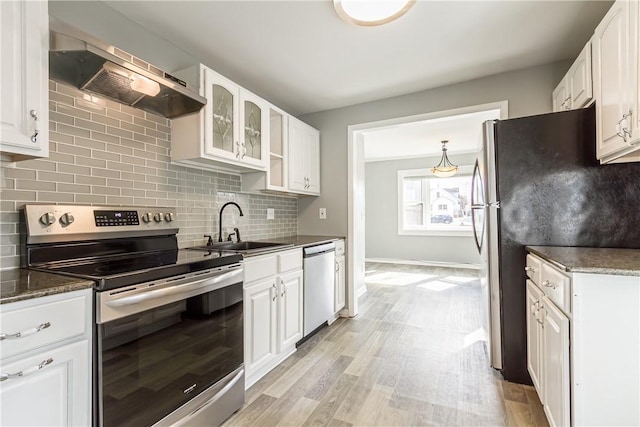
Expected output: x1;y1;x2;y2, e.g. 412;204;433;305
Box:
621;110;633;141
280;279;286;297
30;110;39;143
335;261;339;272
272;283;277;301
235;141;241;158
0;358;54;382
0;322;51;341
542;280;556;289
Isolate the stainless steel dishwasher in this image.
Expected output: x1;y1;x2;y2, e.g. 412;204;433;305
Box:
302;242;336;338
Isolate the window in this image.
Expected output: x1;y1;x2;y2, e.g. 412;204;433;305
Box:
398;166;473;236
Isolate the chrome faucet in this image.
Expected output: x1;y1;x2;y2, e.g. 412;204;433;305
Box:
218;202;244;242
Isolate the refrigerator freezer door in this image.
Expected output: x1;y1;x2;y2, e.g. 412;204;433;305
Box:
479;120;503;370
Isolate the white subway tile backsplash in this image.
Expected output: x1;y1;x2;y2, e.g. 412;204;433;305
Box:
17;180;56;191
75;194;107;204
0;81;298;270
107;109;134;123
39;171;74;183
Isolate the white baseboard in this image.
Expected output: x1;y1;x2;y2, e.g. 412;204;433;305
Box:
365;257;481;270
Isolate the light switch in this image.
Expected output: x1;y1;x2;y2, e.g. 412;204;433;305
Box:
319;208;327;219
267;208;275;220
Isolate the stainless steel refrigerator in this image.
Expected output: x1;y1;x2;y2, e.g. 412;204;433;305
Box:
472;105;640;384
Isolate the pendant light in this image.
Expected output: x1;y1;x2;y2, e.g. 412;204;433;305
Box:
333;0;416;26
431;140;458;177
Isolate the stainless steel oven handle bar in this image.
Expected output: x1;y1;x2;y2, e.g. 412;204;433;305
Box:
98;264;243;323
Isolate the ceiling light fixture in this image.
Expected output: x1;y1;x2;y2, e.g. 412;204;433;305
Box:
333;0;416;26
431;140;458;177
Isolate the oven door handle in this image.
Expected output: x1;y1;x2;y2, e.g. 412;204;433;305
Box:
104;267;242;309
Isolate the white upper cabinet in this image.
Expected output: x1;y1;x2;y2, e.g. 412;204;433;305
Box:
241;104;292;194
288;116;320;195
552;77;571;112
632;0;640;149
0;0;49;159
171;65;268;173
552;42;593;112
569;42;593;109
593;0;640;163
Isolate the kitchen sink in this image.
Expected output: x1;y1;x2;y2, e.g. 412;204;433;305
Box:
187;241;293;254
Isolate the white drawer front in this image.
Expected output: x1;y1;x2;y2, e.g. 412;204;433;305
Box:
335;240;345;256
244;255;277;284
1;292;90;360
541;262;571;314
278;249;302;273
526;254;542;285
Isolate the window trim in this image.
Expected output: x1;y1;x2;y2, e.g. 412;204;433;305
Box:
397;165;474;237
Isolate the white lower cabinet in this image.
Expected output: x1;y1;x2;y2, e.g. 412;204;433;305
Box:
0;340;89;426
243;248;303;388
0;289;92;426
244;278;278;377
526;252;640;427
333;240;345;315
277;270;303;352
526;280;543;395
541;295;570;427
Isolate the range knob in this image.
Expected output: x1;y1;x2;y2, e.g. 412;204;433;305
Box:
164;212;174;222
59;213;75;226
153;213;163;223
39;212;56;226
141;212;152;223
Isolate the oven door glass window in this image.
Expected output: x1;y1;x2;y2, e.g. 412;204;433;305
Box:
98;282;243;427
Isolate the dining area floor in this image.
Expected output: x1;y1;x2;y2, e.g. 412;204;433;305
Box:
223;262;548;426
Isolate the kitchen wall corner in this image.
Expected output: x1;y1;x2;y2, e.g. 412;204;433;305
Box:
0;81;298;270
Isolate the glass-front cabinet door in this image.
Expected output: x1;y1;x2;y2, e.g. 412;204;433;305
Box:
239;90;268;169
204;68;239;161
202;67;266;170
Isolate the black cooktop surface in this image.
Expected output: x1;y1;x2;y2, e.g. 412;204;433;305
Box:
29;249;243;291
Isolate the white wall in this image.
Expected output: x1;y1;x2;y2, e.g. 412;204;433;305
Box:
49;1;198;73
365;153;480;266
298;61;571;237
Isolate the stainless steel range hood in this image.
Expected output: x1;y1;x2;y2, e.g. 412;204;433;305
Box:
49;18;205;119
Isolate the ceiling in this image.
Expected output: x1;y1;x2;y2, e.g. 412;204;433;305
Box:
363;108;501;161
101;0;613;116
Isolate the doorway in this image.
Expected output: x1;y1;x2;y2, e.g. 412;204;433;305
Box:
346;101;508;318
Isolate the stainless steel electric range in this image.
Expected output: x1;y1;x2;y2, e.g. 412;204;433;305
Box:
21;204;245;427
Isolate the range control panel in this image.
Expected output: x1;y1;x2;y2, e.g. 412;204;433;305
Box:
94;210;140;227
23;205;178;244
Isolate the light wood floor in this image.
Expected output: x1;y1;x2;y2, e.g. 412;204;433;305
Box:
224;262;548;427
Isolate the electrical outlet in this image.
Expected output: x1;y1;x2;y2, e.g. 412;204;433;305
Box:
267;208;275;220
319;208;327;219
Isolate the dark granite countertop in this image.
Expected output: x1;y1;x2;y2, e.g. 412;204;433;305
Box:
0;269;94;305
526;246;640;277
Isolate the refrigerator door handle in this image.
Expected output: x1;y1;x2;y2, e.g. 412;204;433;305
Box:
471;159;485;254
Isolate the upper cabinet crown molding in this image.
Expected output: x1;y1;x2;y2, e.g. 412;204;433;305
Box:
0;0;49;160
593;0;640;163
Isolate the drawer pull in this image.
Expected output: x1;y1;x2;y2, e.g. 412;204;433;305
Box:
0;358;54;382
524;266;535;272
0;322;51;341
542;280;556;289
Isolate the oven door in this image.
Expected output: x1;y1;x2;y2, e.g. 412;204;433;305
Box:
95;264;244;427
